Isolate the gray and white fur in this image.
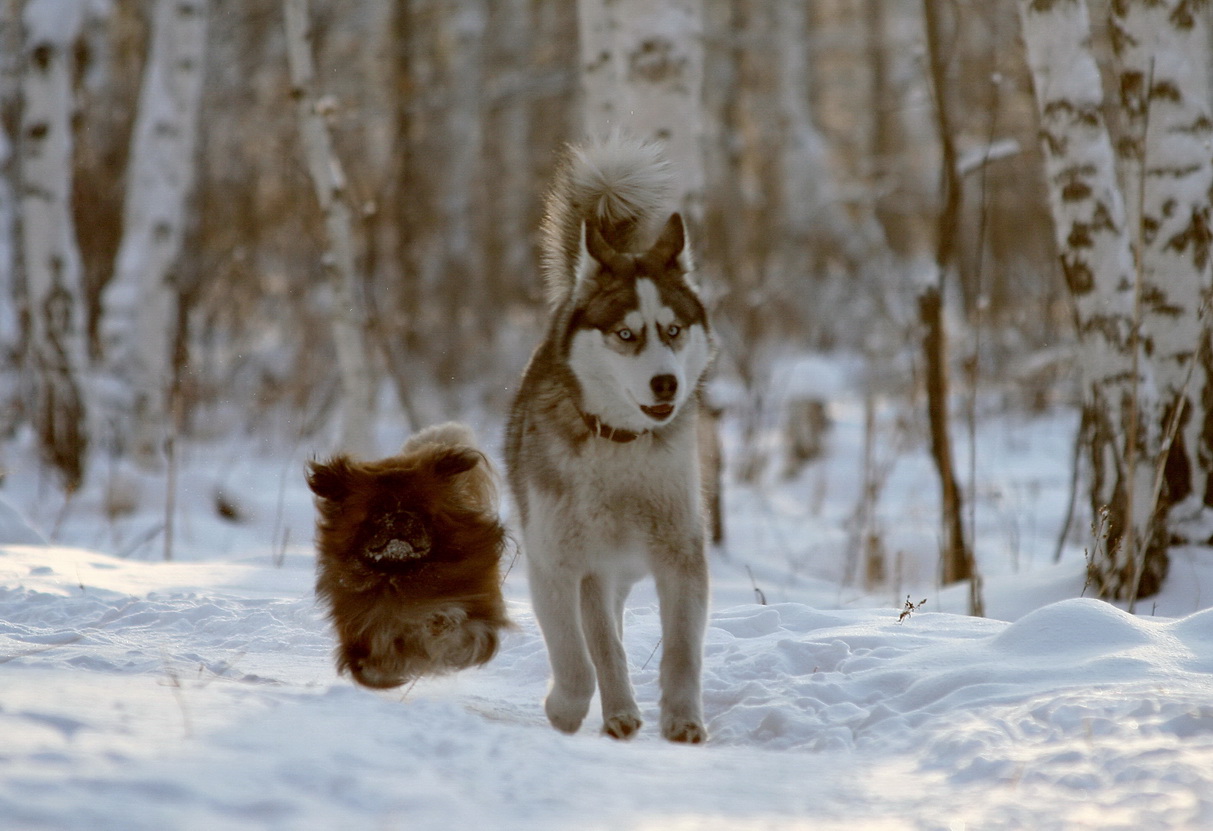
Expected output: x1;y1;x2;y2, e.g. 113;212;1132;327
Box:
505;135;716;743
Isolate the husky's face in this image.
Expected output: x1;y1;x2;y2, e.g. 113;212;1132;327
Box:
566;214;714;433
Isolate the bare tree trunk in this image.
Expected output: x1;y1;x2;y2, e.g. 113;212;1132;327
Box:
283;0;376;458
435;0;485;385
484;0;532;311
1109;0;1213;571
1017;0;1162;600
18;0;90;491
0;0;19;385
577;0;705;219
100;0;207;466
921;0;981;613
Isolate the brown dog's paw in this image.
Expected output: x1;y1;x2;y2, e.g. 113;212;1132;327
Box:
426;608;465;638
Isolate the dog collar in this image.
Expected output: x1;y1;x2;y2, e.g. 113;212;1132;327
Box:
579;410;645;443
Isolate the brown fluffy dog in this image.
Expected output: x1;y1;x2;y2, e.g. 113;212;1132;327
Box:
307;423;509;689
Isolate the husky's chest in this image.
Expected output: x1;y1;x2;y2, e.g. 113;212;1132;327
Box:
536;426;698;534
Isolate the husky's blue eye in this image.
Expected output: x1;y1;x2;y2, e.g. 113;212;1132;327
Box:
666;324;682;338
616;328;634;342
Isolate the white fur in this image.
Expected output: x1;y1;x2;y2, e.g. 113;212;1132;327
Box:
541;135;675;309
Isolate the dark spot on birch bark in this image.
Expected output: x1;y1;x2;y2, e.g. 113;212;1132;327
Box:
1041;129;1066;157
1142;215;1159;245
1142;284;1181;319
1091;200;1118;233
1062;180;1091;202
1075;104;1102;128
1116;135;1141;161
1164;206;1212;271
1066;223;1093;249
1119;70;1145;117
1152;80;1181;104
1170;0;1203;30
1029;0;1080;13
1061;255;1094;295
31;43;52;72
628;38;684;85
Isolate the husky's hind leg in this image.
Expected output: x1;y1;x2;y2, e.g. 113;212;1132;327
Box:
652;531;709;744
528;558;595;733
581;573;642;739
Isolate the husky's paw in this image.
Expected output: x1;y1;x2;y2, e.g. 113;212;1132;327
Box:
544;690;590;735
661;716;707;745
602;711;643;740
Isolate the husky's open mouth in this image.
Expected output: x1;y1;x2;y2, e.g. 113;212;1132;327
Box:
641;403;675;421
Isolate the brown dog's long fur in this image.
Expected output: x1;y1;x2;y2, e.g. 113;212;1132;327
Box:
307;423;509;689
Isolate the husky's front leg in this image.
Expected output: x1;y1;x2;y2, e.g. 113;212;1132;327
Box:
581;573;642;739
652;532;709;743
527;557;595;733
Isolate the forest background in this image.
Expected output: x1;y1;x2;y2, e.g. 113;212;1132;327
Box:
3;0;1212;611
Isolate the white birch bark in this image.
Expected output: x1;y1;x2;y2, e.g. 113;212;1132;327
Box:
577;0;705;220
0;90;16;368
283;0;375;458
0;0;18;366
1110;0;1213;522
18;0;90;490
101;0;208;465
775;1;884;270
1017;0;1159;598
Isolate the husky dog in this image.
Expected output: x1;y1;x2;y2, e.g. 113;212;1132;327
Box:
308;423;509;689
505;136;716;743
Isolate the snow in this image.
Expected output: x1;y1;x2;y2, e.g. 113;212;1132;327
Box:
3;396;1213;829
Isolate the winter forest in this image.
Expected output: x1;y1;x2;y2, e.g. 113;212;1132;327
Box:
5;0;1213;828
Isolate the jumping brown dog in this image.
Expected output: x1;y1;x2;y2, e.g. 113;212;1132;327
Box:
307;423;509;689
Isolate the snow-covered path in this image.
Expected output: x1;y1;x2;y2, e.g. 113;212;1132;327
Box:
4;542;1213;830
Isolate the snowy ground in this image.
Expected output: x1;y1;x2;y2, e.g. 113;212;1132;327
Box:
3;395;1213;830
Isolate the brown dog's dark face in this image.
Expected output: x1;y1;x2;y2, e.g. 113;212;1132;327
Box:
307;443;509;689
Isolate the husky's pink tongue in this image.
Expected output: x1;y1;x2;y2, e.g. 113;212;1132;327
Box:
642;403;675;421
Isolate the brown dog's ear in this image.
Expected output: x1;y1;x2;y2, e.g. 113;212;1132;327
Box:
431;447;481;479
307;456;356;501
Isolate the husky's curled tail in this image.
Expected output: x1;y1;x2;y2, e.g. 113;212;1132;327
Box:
539;136;679;308
506;135;716;743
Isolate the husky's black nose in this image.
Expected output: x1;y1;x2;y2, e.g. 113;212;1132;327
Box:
651;374;678;401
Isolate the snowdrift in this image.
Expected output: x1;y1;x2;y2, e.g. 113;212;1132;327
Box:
4;541;1213;830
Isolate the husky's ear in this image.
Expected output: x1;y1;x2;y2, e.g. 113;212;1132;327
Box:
645;213;694;276
430;447;481;478
576;221;632;293
307;456;357;502
573;222;599;292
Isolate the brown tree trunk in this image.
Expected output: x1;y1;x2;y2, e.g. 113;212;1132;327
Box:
921;0;981;612
919;287;972;588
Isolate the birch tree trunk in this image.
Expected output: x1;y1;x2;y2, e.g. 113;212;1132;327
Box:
1017;0;1162;600
484;0;532;308
283;0;376;458
101;0;207;466
18;0;90;490
577;0;705;219
920;0;980;612
434;0;485;384
1109;0;1213;552
0;1;18;379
